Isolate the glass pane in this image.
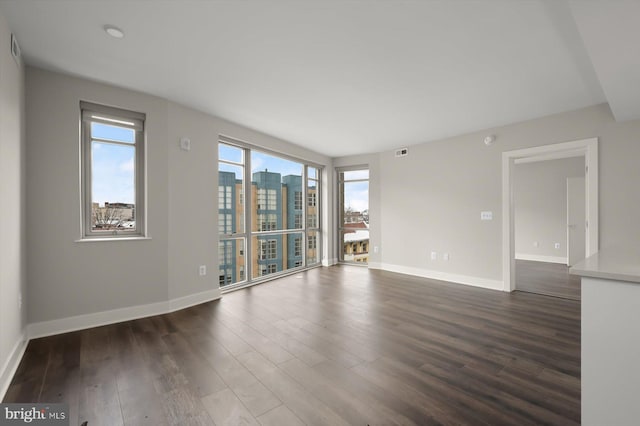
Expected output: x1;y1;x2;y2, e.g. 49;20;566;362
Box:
286;232;304;270
342;229;369;263
307;230;320;265
307;179;318;228
91;141;135;232
219;143;243;163
218;164;244;235
307;167;317;179
340;168;368;264
342;181;369;227
252;235;283;279
342;170;369;181
91;122;134;143
251;151;303;232
219;238;246;287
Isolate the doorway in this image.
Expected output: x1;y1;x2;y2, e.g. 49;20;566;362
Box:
502;138;598;293
337;168;369;264
512;157;585;299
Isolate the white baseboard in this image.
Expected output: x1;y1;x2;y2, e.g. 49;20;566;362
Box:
28;289;221;340
368;261;383;269
515;253;568;264
0;330;28;401
379;263;504;291
169;289;221;312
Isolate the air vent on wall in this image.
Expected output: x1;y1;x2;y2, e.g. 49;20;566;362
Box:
395;147;408;157
11;34;21;65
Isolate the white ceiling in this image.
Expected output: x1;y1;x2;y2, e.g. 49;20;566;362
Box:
1;0;637;157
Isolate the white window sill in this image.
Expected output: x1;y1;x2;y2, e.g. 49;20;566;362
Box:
75;236;152;243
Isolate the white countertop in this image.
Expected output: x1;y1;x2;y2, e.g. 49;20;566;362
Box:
570;245;640;284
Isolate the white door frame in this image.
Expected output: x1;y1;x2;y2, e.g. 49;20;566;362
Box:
502;138;598;292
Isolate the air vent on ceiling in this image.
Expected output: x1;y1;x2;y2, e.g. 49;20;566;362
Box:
395;147;408;157
11;34;21;65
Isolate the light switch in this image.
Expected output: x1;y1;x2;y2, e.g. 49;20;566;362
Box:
481;211;493;220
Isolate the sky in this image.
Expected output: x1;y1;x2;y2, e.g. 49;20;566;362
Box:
92;128;369;211
344;181;369;212
219;143;369;212
91;122;135;206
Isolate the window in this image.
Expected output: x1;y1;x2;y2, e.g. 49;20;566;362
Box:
308;235;317;250
308;192;316;207
219;143;246;288
307;214;317;228
219;186;232;208
81;102;145;237
220;274;231;286
294;191;303;210
259;264;277;277
220;138;322;287
338;168;369;264
294;238;302;257
257;189;277;210
259;239;277;260
218;214;232;234
258;213;277;231
219;241;233;269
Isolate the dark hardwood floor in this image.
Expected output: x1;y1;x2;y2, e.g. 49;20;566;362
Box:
516;259;581;300
4;265;580;425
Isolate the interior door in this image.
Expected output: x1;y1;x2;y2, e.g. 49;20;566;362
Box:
567;176;586;266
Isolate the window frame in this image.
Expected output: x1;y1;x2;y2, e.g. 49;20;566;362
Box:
218;136;323;291
80;101;146;239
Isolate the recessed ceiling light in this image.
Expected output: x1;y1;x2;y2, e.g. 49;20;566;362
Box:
104;25;125;39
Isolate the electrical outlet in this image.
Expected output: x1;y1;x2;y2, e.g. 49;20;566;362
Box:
443;253;450;261
533;241;539;248
554;243;560;249
18;294;22;309
199;265;207;276
374;246;379;253
430;251;437;261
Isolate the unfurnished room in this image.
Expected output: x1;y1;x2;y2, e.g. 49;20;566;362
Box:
1;1;639;425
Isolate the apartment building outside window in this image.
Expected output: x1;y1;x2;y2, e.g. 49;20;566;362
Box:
218;137;322;290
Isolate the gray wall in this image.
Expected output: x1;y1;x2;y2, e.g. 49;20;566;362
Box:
343;103;640;288
25;67;332;325
514;157;585;261
26;68;171;324
0;13;26;393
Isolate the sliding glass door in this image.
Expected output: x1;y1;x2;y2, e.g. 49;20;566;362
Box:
338;168;369;264
218;139;321;290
